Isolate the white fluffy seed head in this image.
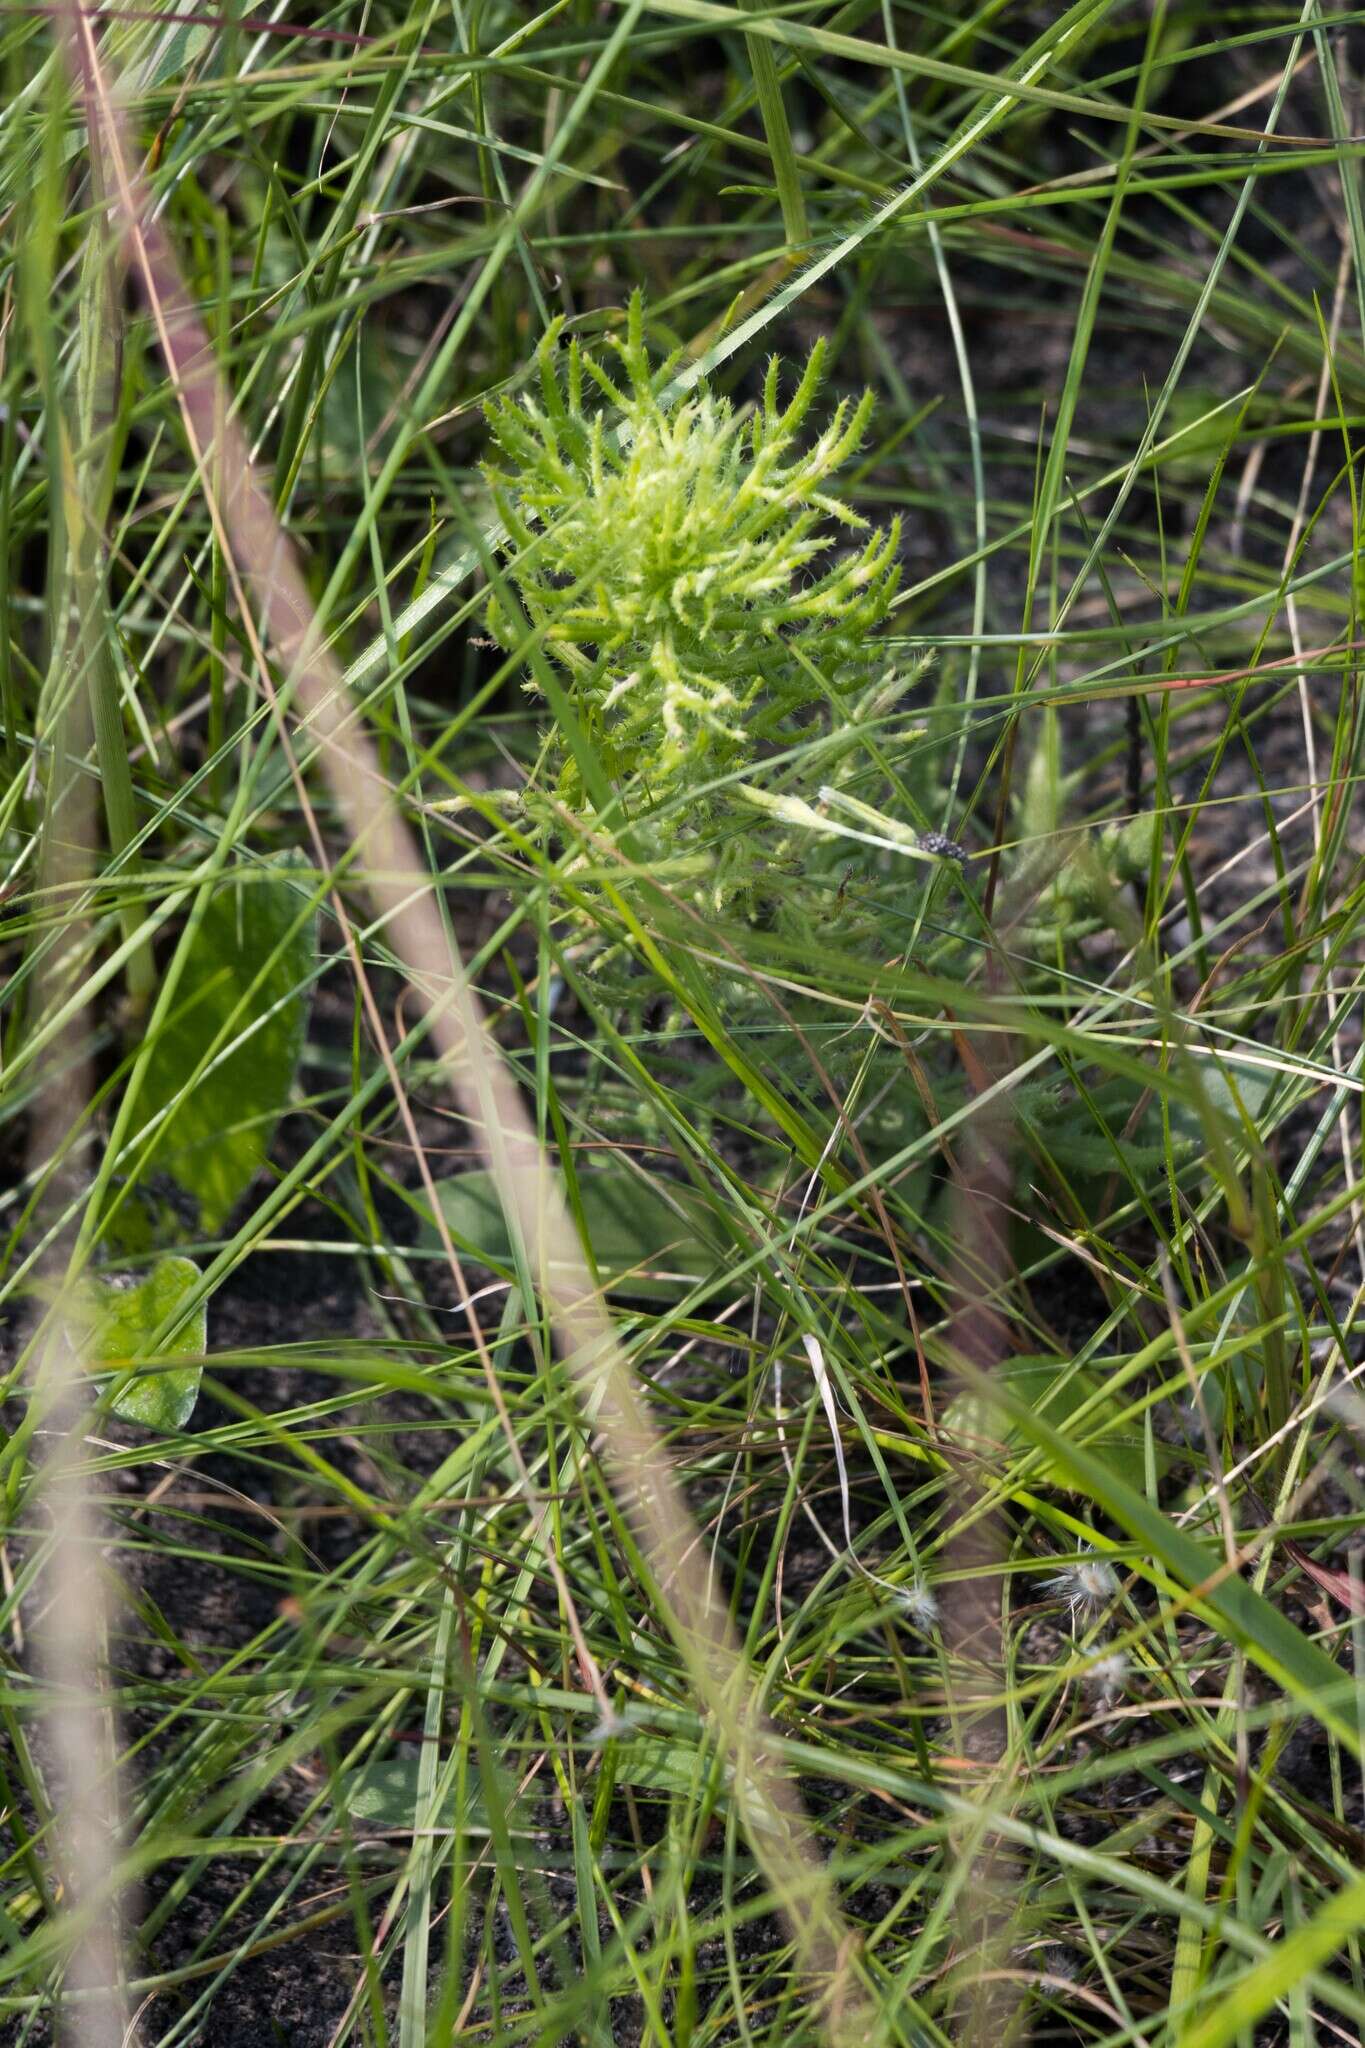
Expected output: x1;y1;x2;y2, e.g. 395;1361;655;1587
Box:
586;1705;640;1745
1086;1649;1130;1698
897;1578;940;1630
1048;1552;1120;1622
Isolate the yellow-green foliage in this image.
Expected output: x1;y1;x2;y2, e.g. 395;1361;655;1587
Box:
482;293;901;797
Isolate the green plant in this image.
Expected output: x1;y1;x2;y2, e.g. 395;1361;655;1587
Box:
90;1254;206;1429
7;6;1365;2043
482;311;1184;1208
482;293;901;801
106;853;318;1251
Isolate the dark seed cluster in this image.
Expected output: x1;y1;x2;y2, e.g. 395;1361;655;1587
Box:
917;831;969;863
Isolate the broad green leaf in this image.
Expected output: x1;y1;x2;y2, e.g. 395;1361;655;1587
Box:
941;1354;1151;1498
338;1758;485;1829
338;1757;532;1837
92;1255;206;1430
424;1165;726;1298
340;1736;702;1827
604;1736;707;1796
124;855;316;1240
137;17;213;92
1180;1061;1273;1138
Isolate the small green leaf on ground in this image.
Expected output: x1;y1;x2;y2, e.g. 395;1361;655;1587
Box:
339;1757;466;1829
424;1164;726;1297
941;1354;1151;1498
92;1254;206;1431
